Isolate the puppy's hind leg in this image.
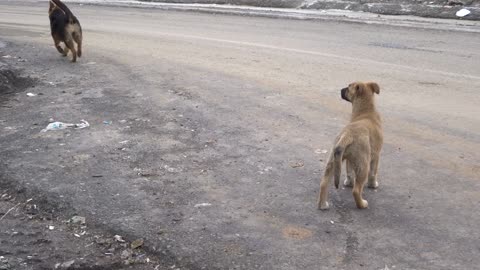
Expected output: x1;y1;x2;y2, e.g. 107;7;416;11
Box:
344;160;355;187
368;155;380;189
318;160;334;210
352;161;369;209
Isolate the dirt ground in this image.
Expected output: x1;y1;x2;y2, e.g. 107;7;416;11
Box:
0;54;162;269
1;2;480;270
0;189;156;270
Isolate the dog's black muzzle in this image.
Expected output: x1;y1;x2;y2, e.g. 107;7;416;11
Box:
341;88;350;102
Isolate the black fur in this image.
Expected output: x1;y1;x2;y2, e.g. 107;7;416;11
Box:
49;8;68;40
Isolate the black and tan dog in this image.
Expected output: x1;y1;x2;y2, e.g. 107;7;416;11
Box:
48;0;82;62
318;82;383;210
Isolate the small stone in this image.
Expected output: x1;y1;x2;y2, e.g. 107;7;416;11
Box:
70;215;86;225
59;260;75;268
290;161;304;168
131;238;144;249
95;238;107;245
121;249;133;260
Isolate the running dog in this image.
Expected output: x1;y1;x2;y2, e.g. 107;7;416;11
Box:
48;0;82;62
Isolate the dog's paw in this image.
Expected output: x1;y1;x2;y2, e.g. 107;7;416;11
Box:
356;199;368;209
343;177;354;187
318;201;330;210
368;181;379;189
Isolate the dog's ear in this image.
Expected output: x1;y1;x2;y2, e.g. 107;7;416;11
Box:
367;82;380;95
49;0;55;13
354;83;364;95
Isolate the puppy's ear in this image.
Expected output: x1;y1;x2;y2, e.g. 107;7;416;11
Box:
367;82;380;95
355;83;364;95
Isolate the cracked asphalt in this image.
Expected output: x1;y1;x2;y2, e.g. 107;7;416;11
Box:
0;1;479;269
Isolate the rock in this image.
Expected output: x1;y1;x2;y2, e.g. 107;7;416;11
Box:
447;0;464;6
95;238;107;245
131;238;144;249
0;258;11;270
59;260;75;268
289;161;304;168
194;203;212;208
121;249;133;260
69;216;86;225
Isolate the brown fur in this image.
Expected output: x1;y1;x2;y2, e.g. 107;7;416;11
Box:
48;0;82;62
318;82;383;210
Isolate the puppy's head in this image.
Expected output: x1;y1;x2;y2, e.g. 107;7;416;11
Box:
341;82;380;102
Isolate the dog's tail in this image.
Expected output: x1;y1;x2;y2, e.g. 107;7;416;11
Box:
50;0;75;21
333;134;352;189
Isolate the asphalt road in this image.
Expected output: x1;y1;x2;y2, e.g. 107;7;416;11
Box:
1;1;479;269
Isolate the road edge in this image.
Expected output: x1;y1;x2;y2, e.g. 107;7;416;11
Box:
68;0;480;33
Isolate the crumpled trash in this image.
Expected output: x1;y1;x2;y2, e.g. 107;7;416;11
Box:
114;235;125;242
26;92;37;97
456;8;471;17
41;120;89;132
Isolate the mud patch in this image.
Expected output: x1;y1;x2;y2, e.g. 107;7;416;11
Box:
282;225;313;240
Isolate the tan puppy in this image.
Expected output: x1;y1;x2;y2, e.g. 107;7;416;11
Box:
318;82;383;210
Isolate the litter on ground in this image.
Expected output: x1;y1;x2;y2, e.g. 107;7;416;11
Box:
456;8;471;17
41;120;89;132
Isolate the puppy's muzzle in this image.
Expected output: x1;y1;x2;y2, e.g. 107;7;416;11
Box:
341;88;350;102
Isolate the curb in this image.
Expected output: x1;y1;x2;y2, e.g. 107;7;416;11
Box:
70;0;480;32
